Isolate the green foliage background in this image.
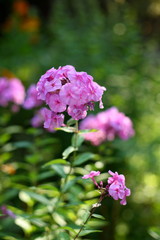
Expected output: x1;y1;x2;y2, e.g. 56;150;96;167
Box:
0;0;160;239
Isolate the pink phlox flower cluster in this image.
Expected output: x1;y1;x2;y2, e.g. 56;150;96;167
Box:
82;170;131;205
80;107;135;145
0;77;25;109
36;65;106;130
107;170;131;205
23;84;42;109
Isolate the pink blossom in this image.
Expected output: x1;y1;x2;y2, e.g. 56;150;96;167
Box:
9;78;25;105
36;67;58;100
44;78;61;94
31;108;45;128
82;171;101;179
82;170;131;205
108;170;131;205
46;93;66;113
67;104;87;120
36;65;106;127
0;77;25;108
23;84;43;109
80;107;135;145
43;108;64;131
0;77;11;106
108;170;125;185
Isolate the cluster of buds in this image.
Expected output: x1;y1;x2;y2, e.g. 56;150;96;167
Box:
82;170;131;205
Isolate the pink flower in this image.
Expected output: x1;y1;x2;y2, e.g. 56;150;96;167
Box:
44;78;61;94
82;171;100;187
67;104;87;120
0;77;11;106
108;170;125;185
82;170;131;205
36;65;106;127
82;171;101;179
31;108;45;128
0;77;25;109
43;108;64;131
9;78;25;105
80;107;135;145
108;170;131;205
46;93;66;113
36;67;58;100
23;84;43;109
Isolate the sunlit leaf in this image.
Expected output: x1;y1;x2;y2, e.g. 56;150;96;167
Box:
42;159;68;168
23;191;50;205
79;229;102;236
92;214;105;220
58;232;70;240
51;164;66;178
73;152;95;166
58;226;76;234
56;127;76;133
62;146;76;159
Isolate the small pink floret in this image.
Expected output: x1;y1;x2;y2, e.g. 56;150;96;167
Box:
82;171;101;179
108;170;131;205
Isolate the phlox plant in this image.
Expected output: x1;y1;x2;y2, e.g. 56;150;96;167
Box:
0;65;133;240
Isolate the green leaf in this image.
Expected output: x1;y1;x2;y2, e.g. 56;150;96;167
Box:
73;152;95;166
51;164;66;178
78;129;98;134
71;134;84;148
56;127;76;133
148;227;160;239
58;226;76;234
13;141;33;149
62;146;76;159
62;178;80;192
42;159;68;168
79;229;102;236
58;232;70;240
67;118;77;126
92;214;105;220
23;191;50;205
30;218;47;227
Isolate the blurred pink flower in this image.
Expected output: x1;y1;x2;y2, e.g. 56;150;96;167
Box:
10;78;25;105
82;171;101;179
0;77;25;109
80;107;135;145
23;84;42;109
31;108;45;128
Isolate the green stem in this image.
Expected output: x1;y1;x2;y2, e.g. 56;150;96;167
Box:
49;121;79;216
73;194;105;240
